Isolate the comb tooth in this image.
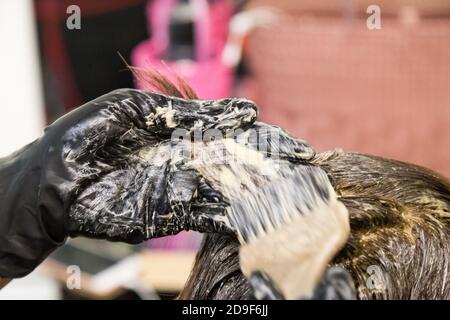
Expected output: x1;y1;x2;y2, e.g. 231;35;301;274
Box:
277;187;288;225
260;206;270;234
253;189;269;233
248;214;258;241
241;231;248;243
300;179;311;214
306;172;319;211
244;199;258;241
293;185;306;217
244;192;255;233
228;202;241;237
283;182;296;221
243;212;254;242
277;177;291;221
256;195;268;238
274;185;293;225
238;222;248;243
258;188;271;233
279;174;297;221
254;201;266;237
237;203;251;240
263;190;275;229
264;192;277;234
263;193;276;233
274;207;284;229
233;206;246;243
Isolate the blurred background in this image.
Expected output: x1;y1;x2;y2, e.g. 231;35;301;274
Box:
0;0;449;299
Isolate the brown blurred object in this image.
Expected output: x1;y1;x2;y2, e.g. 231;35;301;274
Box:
140;250;195;294
245;0;450;177
0;278;11;290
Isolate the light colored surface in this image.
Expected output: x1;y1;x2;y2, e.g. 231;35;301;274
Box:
0;272;60;300
39;249;196;299
0;0;45;157
140;250;196;293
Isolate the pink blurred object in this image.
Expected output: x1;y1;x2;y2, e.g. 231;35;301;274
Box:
131;0;234;99
148;231;203;250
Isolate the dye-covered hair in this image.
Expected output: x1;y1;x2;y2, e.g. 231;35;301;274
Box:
181;152;450;300
132;66;450;300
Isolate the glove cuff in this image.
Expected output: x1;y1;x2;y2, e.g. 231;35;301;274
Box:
0;141;65;278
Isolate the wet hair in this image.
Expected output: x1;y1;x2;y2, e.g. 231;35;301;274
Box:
132;66;450;299
181;151;450;300
179;233;251;299
126;61;199;100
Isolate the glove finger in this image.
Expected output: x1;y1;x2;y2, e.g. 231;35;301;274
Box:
62;90;257;161
235;121;315;162
188;202;234;234
144;95;258;137
196;178;225;203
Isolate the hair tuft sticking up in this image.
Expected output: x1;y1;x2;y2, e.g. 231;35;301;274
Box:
119;53;198;100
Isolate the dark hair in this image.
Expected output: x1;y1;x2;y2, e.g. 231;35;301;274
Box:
179;233;251;299
181;151;450;300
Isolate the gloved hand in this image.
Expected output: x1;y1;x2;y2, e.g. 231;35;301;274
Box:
0;89;258;278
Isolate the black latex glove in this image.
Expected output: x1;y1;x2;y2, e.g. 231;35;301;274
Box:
0;89;258;278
